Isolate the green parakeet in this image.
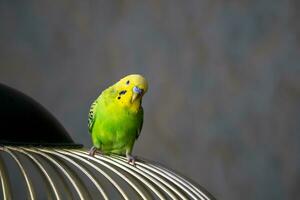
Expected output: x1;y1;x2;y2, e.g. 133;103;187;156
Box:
88;74;148;164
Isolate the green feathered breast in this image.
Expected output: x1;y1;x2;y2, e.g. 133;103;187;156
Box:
88;86;144;155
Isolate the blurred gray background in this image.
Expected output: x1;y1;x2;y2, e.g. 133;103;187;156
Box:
0;0;299;199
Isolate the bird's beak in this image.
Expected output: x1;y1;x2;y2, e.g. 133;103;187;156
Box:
131;86;143;103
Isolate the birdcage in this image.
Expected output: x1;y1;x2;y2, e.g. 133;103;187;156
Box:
0;83;215;200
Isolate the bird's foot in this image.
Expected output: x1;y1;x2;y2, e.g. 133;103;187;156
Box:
126;154;136;166
88;146;97;156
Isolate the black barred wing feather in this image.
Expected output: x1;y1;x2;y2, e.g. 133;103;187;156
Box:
88;100;98;133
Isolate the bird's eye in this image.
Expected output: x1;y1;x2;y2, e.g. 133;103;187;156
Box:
126;80;130;85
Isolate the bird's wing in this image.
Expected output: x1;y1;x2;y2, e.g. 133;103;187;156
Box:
136;107;144;140
88;99;98;133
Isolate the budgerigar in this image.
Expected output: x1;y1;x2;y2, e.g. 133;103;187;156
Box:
88;74;148;164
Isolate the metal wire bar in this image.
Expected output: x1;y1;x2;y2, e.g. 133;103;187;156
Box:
40;148;109;200
0;154;12;200
113;155;205;200
111;155;189;200
144;161;203;199
70;149;152;200
11;148;61;200
53;154;95;199
36;151;74;199
150;163;211;200
4;148;36;200
57;149;130;200
78;150;168;200
23;147;86;200
109;155;179;200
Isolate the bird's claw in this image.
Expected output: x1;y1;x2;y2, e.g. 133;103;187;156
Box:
88;146;97;157
127;155;136;166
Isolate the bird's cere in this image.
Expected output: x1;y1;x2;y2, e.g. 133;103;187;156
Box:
133;86;142;94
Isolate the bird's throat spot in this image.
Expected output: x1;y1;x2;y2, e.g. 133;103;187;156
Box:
119;90;127;95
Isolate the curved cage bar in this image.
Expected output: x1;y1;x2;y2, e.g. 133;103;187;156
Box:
0;147;215;200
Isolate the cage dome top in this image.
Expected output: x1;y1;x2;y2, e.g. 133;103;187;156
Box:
0;83;81;147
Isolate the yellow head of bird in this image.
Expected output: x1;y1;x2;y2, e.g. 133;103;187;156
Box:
115;74;148;105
